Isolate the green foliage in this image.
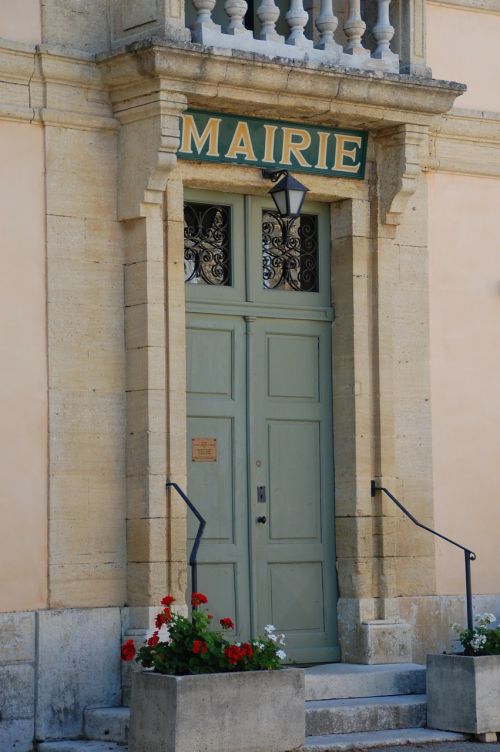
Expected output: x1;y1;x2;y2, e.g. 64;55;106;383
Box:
453;613;500;656
123;593;287;675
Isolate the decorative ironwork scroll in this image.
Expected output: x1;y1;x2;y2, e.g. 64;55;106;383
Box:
184;202;232;286
262;210;318;292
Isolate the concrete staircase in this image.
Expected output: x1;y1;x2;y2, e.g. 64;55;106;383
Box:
302;663;466;751
37;663;467;752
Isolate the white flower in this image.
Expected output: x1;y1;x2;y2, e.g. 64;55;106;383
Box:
276;649;287;661
475;612;496;626
451;623;462;633
470;633;487;652
254;642;265;650
268;633;278;643
278;633;286;646
264;624;276;634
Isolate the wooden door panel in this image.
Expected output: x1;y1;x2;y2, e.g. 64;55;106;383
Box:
252;317;338;661
187;416;234;543
267;419;321;541
267;333;320;400
186;313;251;640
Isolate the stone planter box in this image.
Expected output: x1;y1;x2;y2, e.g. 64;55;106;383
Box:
427;654;500;735
129;667;305;752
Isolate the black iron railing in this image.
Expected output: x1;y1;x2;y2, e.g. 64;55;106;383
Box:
371;480;476;631
166;481;206;608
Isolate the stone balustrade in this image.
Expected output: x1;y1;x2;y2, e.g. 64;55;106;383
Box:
190;0;399;72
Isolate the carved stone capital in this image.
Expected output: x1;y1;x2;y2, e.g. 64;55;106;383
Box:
375;124;428;227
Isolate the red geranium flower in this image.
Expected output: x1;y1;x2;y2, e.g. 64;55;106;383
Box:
121;639;136;662
207;613;214;620
191;592;208;606
224;644;242;665
161;595;175;606
220;617;235;630
155;612;169;629
241;642;253;658
163;607;172;621
148;631;159;647
192;640;208;655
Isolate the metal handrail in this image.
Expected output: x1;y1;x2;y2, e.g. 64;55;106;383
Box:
371;480;476;631
166;481;206;608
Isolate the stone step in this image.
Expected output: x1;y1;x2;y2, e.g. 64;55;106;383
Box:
305;663;426;701
305;694;427;736
303;727;468;751
84;707;130;744
38;742;125;752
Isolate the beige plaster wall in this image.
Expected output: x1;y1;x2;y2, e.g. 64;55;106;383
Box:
0;0;41;44
428;172;500;596
427;3;500;112
0;120;47;611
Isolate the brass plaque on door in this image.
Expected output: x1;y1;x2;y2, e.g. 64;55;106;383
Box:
192;437;217;462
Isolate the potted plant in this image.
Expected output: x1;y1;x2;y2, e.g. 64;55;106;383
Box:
121;592;305;752
427;612;500;741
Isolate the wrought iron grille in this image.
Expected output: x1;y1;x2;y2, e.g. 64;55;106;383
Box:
262;211;318;292
184;202;232;286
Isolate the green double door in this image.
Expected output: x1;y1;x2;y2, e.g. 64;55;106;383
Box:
185;189;339;663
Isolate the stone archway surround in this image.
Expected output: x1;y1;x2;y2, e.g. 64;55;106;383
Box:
100;41;464;667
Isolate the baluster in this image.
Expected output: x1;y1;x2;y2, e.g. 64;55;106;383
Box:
343;0;368;55
286;0;313;47
224;0;253;35
191;0;221;40
373;0;396;59
257;0;284;42
315;0;341;55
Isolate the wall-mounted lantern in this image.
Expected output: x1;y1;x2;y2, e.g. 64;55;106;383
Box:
262;169;309;219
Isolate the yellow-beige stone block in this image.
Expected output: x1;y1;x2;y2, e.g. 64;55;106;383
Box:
49;475;125;522
395;555;436;597
127;389;167;435
48;343;125;392
127;563;170;606
127;518;168;563
50;390;124;434
125;261;165;307
125;303;165;350
46;168;116;220
85;218;122;263
336;516;377;560
49;514;126;567
126;347;166;391
50;562;126;609
126;430;167;477
48;258;123;309
48;301;124;351
127;473;168;520
50;430;124;477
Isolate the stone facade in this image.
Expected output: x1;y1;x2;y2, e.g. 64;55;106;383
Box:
0;0;500;747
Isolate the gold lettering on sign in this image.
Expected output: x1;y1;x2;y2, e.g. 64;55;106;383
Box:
281;128;312;167
225;121;257;161
262;124;278;163
332;134;363;174
181;115;221;157
315;132;330;170
192;438;217;462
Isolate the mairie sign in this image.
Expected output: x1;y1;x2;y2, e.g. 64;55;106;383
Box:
178;110;367;180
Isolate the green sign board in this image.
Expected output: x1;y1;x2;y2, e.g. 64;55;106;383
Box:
178;110;367;180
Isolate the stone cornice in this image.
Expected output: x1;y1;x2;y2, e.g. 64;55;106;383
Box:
99;40;465;129
427;107;500;176
427;0;500;14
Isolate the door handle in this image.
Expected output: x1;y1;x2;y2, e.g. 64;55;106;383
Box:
257;515;267;524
